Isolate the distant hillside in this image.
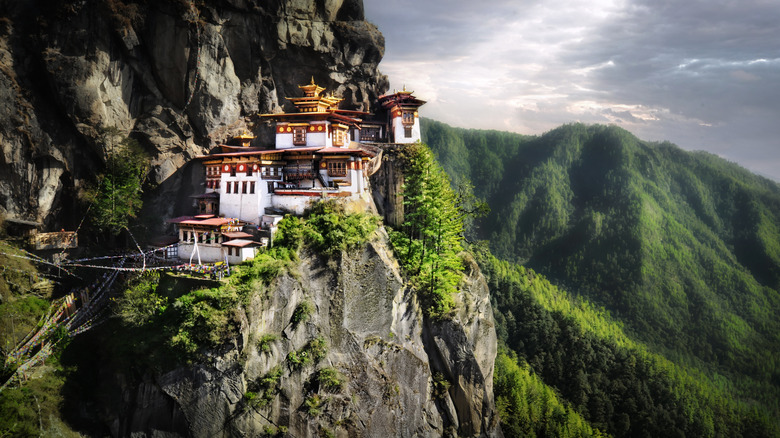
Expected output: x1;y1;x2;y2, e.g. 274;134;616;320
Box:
423;118;780;435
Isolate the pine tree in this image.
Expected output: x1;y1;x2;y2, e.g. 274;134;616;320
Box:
395;144;464;318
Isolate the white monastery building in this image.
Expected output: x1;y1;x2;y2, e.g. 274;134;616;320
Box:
169;79;426;263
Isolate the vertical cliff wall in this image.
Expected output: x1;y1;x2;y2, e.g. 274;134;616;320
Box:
0;0;388;228
369;144;407;227
69;229;501;437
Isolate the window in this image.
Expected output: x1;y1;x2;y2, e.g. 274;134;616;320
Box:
246;165;253;177
361;127;380;141
293;126;307;146
402;111;414;125
404;126;413;138
250;181;255;194
230;165;236;177
226;182;231;194
242;181;247;194
333;128;346;146
234;181;239;194
327;161;347;177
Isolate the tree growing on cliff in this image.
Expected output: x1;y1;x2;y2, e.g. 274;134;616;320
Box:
83;129;150;236
391;143;464;319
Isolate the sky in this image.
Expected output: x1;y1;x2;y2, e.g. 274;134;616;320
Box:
362;0;780;181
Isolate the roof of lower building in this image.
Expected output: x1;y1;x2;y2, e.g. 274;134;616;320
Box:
222;239;259;248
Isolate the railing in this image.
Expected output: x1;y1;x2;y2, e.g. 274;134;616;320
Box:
284;172;314;180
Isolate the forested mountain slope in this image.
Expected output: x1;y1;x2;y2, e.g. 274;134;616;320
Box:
423;119;780;435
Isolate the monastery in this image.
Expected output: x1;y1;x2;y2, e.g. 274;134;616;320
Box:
167;80;425;264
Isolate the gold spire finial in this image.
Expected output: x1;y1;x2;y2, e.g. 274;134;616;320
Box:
310;76;316;85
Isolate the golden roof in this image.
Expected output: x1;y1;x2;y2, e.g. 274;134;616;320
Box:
298;76;325;97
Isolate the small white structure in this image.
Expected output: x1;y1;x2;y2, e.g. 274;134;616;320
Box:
378;87;426;144
222;239;261;263
169;215;247;263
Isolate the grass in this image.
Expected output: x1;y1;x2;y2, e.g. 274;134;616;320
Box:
287;336;328;371
245;365;283;409
290;301;313;328
256;333;279;353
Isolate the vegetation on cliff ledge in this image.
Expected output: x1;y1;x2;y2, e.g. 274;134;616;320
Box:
388;143;466;319
106;201;380;370
82;130;151;237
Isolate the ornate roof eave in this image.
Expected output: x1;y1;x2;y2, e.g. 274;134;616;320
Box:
298;77;326;97
378;96;427;109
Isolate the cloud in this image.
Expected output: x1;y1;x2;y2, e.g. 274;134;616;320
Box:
363;0;780;181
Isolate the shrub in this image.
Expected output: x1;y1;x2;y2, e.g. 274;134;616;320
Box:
432;372;451;400
287;336;328;370
273;200;380;257
246;365;283;409
257;333;279;353
303;393;327;417
291;301;314;328
315;367;345;392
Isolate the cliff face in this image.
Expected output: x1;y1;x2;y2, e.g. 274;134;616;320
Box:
0;0;388;227
84;229;501;437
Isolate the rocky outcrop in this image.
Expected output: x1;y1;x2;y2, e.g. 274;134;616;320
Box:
91;229;501;437
0;0;388;227
370;144;407;227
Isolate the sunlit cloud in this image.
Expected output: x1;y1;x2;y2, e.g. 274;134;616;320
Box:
364;0;780;181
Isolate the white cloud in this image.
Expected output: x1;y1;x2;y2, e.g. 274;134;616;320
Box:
364;0;780;181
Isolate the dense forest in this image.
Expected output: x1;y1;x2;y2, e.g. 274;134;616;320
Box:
423;119;780;436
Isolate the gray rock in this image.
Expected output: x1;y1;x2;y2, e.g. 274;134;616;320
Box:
96;229;501;437
0;0;387;230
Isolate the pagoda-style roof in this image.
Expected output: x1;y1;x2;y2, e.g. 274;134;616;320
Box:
378;87;426;109
260;79;367;129
195;149;286;160
298;77;325;97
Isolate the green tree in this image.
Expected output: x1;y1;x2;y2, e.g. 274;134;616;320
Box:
84;129;150;235
392;144;464;318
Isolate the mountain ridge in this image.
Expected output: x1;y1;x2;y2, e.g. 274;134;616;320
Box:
423;118;780;436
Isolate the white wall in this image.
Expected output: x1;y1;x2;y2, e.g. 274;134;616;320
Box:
220;172;263;224
271;194;319;215
275;122;331;149
391;116;421;144
276;132;294;149
178;242;225;263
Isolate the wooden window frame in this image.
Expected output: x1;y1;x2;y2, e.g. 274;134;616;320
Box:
334;128;346;146
293;126;307;146
327;161;347;177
